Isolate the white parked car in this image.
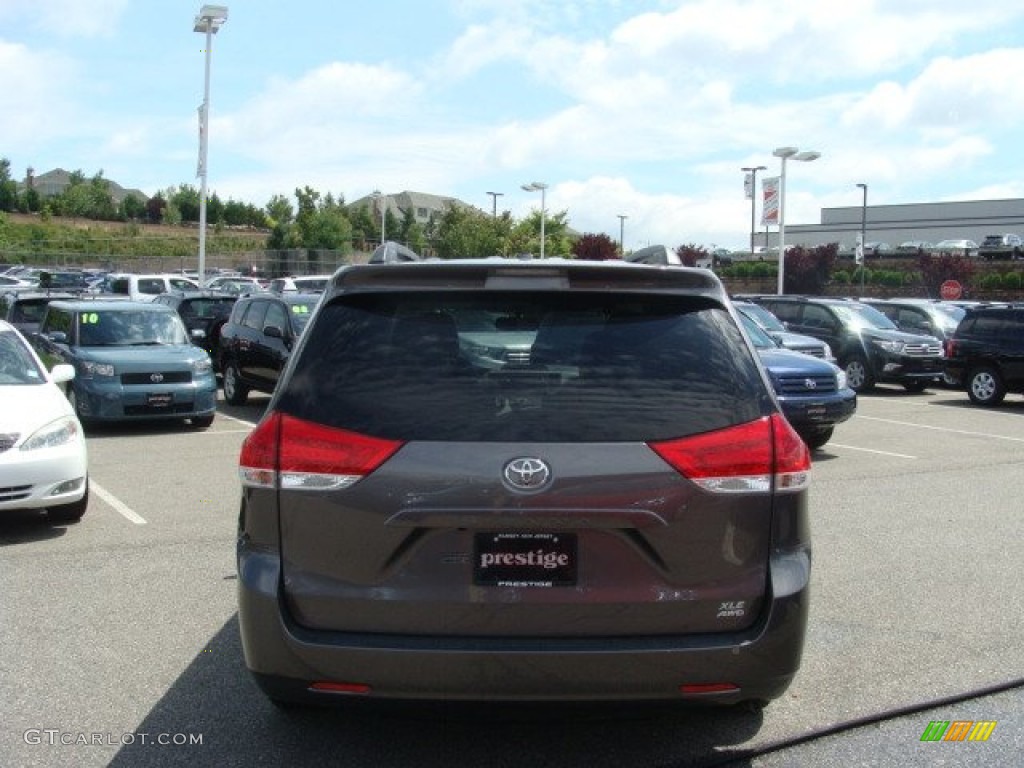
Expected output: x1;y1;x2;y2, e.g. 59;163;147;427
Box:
0;320;89;523
934;239;979;257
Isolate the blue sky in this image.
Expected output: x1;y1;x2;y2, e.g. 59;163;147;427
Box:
3;0;1024;250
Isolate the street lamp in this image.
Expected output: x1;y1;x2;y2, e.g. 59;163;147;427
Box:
372;189;386;245
856;182;868;293
521;182;548;258
486;191;504;217
741;165;767;258
193;4;228;286
617;214;628;255
773;146;821;295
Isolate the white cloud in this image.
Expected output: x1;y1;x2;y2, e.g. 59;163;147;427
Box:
0;0;130;37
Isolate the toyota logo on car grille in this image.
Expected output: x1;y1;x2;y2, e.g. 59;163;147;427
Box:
151;373;164;383
803;378;817;390
503;457;552;492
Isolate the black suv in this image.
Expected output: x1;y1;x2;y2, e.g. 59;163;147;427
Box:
943;304;1024;406
236;245;813;709
746;296;944;393
152;290;238;368
217;292;320;404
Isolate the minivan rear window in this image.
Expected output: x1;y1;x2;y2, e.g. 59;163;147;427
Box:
276;292;770;442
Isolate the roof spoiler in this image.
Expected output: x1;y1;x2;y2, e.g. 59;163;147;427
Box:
369;241;423;264
624;244;682;266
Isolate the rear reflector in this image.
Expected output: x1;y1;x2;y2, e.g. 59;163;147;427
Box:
679;683;739;695
649;414;810;494
239;412;404;491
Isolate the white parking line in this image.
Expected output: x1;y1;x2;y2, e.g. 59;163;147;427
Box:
91;480;147;525
215;412;258;428
857;415;1024;443
826;443;917;459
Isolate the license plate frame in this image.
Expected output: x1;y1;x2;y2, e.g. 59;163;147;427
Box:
473;532;577;588
146;392;173;408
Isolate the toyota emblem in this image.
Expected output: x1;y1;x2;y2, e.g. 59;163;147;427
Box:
503;457;552;492
151;373;164;383
803;378;817;390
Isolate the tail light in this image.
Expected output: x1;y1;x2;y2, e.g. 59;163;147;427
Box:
239;412;403;491
649;414;810;494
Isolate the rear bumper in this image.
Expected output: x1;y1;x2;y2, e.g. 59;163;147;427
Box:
237;543;811;706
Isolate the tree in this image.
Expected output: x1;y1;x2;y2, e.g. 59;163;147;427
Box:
119;194;146;221
265;194;294;227
572;233;618;261
674;243;709;267
916;251;976;298
434;204;507;259
781;243;838;294
0;158;18;212
170;185;201;223
146;193;167;224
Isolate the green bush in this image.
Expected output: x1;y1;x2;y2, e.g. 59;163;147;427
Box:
979;272;1003;289
832;270;851;284
1002;271;1022;290
750;261;775;278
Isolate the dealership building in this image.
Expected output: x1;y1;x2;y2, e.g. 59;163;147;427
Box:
755;198;1024;252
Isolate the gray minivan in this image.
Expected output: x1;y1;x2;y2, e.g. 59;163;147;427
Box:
236;249;813;709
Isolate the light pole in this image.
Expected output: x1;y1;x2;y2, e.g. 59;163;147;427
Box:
193;4;228;286
856;182;868;294
741;165;767;258
773;146;820;295
486;191;504;217
372;189;386;244
521;182;548;258
617;214;628;255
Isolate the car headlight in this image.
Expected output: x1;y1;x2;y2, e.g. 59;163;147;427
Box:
836;369;848;390
20;416;81;451
822;343;834;359
872;339;904;354
81;360;115;378
192;356;213;374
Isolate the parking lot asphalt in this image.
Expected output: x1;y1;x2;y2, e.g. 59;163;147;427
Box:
2;386;1022;767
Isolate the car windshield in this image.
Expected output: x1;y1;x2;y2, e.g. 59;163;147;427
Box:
76;310;188;346
737;302;786;332
831;303;899;331
0;328;46;385
738;311;778;350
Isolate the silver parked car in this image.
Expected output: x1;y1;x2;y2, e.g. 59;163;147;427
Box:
237;246;813;709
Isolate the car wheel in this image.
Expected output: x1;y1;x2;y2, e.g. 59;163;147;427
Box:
47;480;89;524
967;366;1006;406
903;380;928;393
190;413;215;429
799;426;834;450
843;355;874;393
223;362;249;406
